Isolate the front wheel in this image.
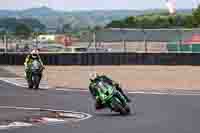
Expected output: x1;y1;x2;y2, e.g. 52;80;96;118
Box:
124;105;130;114
33;75;41;90
27;80;33;89
115;103;128;115
112;98;129;115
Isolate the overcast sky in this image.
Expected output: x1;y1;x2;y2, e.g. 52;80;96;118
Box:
0;0;198;10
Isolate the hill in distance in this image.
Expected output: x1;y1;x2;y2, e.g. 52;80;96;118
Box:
0;6;193;29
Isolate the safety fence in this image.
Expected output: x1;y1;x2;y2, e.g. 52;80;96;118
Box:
1;53;200;65
91;28;200;53
1;28;200;53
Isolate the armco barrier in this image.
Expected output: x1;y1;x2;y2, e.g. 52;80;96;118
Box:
0;53;200;65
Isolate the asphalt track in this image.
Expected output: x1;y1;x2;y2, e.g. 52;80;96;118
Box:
1;80;200;133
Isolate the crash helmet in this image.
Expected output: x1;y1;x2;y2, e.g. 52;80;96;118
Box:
31;49;39;59
89;72;99;81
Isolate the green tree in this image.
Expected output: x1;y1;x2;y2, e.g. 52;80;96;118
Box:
183;15;195;28
0;30;5;42
93;25;103;31
14;23;32;39
106;12;196;29
192;5;200;27
123;16;137;28
63;23;72;33
136;17;155;28
106;20;125;28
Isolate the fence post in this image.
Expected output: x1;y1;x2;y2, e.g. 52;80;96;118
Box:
121;29;127;53
191;29;193;53
120;28;127;53
87;29;93;48
123;39;126;53
4;35;7;53
93;31;97;51
177;29;182;53
143;29;148;53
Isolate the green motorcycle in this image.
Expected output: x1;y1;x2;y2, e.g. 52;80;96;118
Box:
26;60;44;90
95;81;130;115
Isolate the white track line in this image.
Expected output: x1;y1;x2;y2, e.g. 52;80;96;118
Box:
0;106;92;130
0;78;26;88
1;77;200;96
0;106;92;121
0;77;49;89
128;91;200;96
55;88;200;96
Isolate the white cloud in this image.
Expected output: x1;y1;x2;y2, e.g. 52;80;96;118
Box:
0;0;194;10
166;0;176;14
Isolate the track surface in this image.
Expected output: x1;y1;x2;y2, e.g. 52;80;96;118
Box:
0;80;200;133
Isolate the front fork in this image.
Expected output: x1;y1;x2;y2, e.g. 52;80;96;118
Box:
113;91;127;106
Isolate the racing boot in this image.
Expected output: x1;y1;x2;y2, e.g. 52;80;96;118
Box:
95;99;104;110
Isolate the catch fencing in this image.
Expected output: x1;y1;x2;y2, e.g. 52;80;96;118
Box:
90;28;200;53
1;28;200;53
1;28;200;65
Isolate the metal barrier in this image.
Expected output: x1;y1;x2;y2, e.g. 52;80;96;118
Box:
1;28;200;53
1;53;200;65
93;28;200;53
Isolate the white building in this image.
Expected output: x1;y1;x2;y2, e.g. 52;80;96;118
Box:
37;35;56;42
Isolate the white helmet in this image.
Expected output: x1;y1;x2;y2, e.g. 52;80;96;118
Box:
89;72;98;81
31;49;39;59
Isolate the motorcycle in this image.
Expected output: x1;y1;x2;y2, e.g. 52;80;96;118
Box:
94;81;130;115
26;60;44;90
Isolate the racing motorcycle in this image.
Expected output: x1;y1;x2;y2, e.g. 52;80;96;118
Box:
94;81;130;115
26;60;44;90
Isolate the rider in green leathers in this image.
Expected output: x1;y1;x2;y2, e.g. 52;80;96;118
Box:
24;49;44;80
89;72;130;109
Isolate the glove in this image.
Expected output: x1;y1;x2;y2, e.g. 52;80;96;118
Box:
39;66;45;72
24;72;27;77
113;81;120;87
42;65;45;69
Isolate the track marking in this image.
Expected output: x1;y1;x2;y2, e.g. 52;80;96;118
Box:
54;88;200;96
0;106;92;121
128;91;200;96
0;106;92;130
0;77;49;89
0;122;33;130
1;77;200;96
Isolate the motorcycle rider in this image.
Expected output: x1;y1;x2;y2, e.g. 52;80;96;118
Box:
24;49;44;81
89;72;130;109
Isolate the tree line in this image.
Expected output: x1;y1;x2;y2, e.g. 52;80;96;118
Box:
0;18;46;39
106;6;200;29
